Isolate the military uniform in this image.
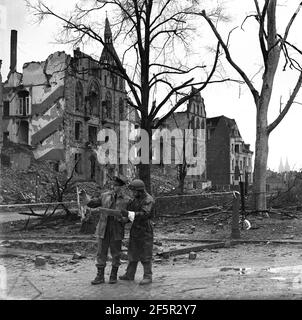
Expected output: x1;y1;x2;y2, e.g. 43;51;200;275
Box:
127;192;155;263
88;191;130;269
86;176;130;285
120;180;155;285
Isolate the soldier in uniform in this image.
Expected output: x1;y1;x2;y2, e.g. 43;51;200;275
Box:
82;176;130;285
119;179;155;285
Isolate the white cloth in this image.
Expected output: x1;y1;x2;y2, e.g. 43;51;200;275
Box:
128;211;135;222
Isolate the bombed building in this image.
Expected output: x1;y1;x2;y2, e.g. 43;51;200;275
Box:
1;20;139;186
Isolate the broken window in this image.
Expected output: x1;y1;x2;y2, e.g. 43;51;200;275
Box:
90;155;96;180
119;98;124;120
75;121;82;141
75;82;84;111
17;94;30;116
3;132;9;144
75;153;82;174
88;125;97;144
18;121;29;144
88;81;100;116
3;101;9;116
105;91;112;119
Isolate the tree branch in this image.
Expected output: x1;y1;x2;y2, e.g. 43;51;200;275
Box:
267;71;302;134
200;10;260;105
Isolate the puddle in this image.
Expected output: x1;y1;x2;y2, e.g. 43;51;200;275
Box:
270;277;287;281
266;265;302;274
220;267;252;275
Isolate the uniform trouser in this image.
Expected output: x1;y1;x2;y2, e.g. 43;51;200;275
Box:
125;261;152;279
127;236;153;279
96;226;122;269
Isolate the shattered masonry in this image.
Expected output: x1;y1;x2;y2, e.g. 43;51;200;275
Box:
1;22;253;190
1;21;139;187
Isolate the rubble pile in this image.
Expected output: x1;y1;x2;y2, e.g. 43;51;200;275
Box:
151;167;178;196
0;142;107;205
267;171;302;208
1;161;69;204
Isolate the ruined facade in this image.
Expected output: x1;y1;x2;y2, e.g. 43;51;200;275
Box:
0;59;3;163
2;21;138;186
0;60;3;146
154;88;210;189
206;116;253;188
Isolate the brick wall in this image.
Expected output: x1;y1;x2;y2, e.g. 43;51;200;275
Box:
207;118;231;185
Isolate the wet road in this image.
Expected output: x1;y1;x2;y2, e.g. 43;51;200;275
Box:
1;243;302;299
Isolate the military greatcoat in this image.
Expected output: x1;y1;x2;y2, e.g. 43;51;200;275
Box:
126;192;155;262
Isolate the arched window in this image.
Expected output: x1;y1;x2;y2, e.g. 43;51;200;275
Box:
191;102;195;114
119;98;124;120
190;116;194;129
200;118;205;129
105;91;112;119
75;82;83;111
195;117;200;130
88;81;100;116
199;105;202;116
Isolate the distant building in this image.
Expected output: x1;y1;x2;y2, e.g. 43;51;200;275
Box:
1;21;138;186
206;116;253;188
278;158;284;173
284;157;290;172
153;88;210;190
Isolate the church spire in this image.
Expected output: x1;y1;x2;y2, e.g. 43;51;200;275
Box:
104;17;112;44
284;157;290;172
278;158;284;173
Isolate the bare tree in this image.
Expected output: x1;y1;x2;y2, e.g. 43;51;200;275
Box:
26;0;231;192
199;0;302;211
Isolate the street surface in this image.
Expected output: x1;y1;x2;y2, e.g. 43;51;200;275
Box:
1;243;302;300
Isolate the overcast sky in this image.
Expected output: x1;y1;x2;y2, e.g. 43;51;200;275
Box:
1;0;302;172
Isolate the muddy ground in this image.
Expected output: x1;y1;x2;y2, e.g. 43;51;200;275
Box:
1;210;302;300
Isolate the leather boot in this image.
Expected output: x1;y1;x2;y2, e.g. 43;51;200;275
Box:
91;266;105;285
119;261;138;281
109;266;119;284
140;262;152;285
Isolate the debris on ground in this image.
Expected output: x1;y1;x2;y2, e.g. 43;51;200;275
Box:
35;256;46;267
188;252;197;260
72;252;86;260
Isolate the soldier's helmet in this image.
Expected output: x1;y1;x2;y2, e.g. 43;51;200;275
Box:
128;179;145;191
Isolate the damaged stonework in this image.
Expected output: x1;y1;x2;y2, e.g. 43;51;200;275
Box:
1;26;138;187
0;60;3;161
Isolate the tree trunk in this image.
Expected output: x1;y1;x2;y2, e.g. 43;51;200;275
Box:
177;164;186;194
138;163;151;193
253;110;269;211
138;117;152;193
